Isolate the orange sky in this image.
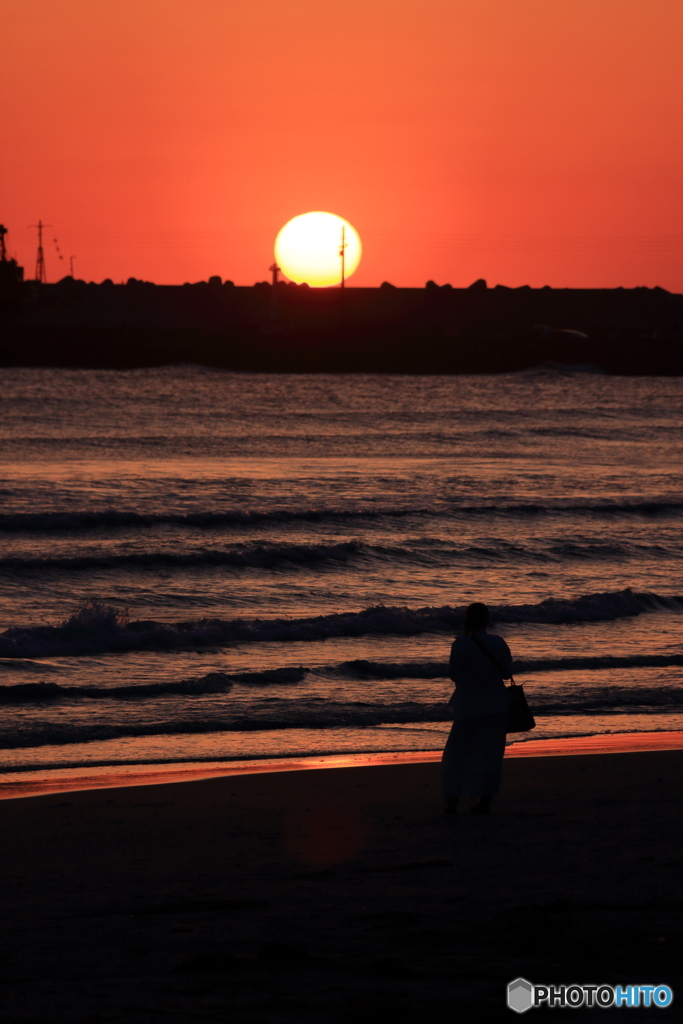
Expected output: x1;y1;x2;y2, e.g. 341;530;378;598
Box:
2;0;682;288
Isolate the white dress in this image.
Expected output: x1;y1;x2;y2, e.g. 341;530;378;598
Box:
441;631;512;799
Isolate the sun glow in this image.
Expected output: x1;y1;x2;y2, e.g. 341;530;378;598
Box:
274;212;362;287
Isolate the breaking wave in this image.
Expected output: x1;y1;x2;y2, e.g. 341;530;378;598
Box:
1;589;681;659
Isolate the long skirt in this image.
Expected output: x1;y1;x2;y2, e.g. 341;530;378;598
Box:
441;713;507;801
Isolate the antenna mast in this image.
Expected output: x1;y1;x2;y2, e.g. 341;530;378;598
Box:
30;220;49;283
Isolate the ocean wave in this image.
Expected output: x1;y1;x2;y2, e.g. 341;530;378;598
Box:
1;500;681;533
0;672;234;703
0;541;370;573
0;666;307;703
334;660;449;680
1;690;680;749
0;508;426;532
547;542;675;560
538;688;683;713
1;651;680;704
2;538;679;575
335;652;683;679
516;653;683;673
0;703;450;748
0;659;63;674
1;590;681;659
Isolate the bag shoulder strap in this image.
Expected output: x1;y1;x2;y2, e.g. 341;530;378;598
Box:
469;633;516;686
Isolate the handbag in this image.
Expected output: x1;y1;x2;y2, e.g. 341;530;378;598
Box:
506;678;536;733
470;634;536;734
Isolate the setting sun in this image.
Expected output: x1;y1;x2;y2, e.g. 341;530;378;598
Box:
274;212;362;287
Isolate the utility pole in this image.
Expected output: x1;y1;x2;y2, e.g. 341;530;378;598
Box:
29;220;50;283
338;225;347;329
0;225;7;262
339;224;346;289
269;262;281;322
70;256;76;278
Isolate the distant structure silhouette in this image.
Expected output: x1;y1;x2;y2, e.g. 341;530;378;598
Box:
339;224;347;289
269;262;281;321
1;258;681;374
0;225;24;312
30;220;49;283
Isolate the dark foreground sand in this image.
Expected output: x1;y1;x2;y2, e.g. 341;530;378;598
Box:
1;750;682;1023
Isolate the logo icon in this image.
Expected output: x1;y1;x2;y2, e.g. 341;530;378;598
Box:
508;978;534;1014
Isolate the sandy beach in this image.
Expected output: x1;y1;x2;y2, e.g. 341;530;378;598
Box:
1;742;682;1023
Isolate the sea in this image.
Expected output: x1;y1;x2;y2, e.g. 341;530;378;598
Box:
1;366;682;776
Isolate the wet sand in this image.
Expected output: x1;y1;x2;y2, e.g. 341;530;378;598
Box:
3;730;682;801
1;746;682;1022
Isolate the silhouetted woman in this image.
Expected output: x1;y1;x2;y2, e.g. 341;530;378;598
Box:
442;602;512;814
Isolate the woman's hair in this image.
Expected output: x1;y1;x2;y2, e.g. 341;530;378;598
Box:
463;602;489;634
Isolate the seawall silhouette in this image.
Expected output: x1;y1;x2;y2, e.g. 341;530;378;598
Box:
2;277;681;373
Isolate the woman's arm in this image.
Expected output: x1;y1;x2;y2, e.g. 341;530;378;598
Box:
498;639;513;680
448;639;459;682
447;640;458;715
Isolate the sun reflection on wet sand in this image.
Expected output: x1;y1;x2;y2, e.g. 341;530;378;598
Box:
1;731;681;801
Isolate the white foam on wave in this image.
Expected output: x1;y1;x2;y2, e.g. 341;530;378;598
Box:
2;589;681;659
